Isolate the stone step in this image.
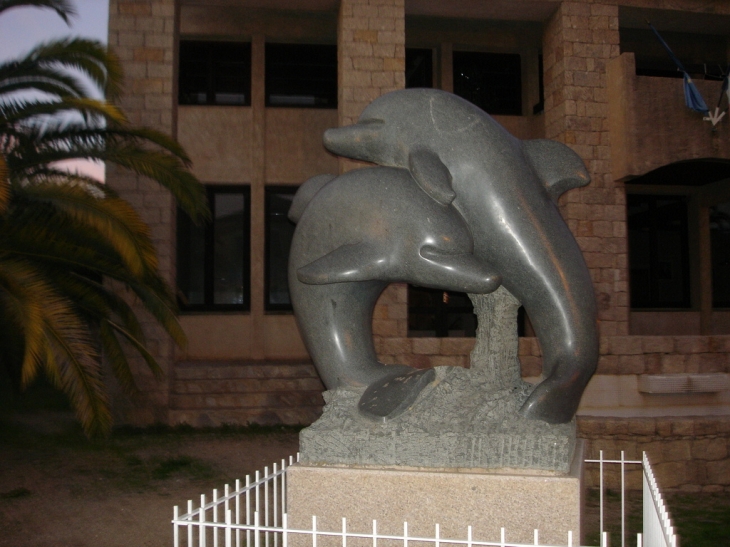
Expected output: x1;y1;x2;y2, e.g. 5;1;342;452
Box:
170;360;326;427
174;360;320;380
169;406;323;427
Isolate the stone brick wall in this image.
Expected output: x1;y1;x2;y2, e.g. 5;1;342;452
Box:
337;0;405;128
337;0;408;336
542;1;629;338
579;416;730;492
106;0;177;425
376;335;730;375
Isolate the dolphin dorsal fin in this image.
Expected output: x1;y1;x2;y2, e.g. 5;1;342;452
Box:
288;173;336;223
408;148;456;206
523;139;590;202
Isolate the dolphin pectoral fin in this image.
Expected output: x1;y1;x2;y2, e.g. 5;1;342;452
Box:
358;368;436;422
408;147;456;206
523;139;590;202
297;243;390;285
419;245;502;293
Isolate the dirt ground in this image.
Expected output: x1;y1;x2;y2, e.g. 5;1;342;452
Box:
0;411;300;547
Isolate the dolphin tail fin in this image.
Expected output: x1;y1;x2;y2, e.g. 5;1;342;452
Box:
288;173;337;223
408;148;456;206
523;140;590;201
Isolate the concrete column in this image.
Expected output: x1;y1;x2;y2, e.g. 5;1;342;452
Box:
106;0;178;425
250;34;267;360
542;1;629;337
337;0;409;342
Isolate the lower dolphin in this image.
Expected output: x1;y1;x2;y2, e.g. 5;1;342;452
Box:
288;166;501;390
323;89;599;424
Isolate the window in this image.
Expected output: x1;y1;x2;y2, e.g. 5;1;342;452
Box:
619;27;727;80
408;286;477;337
406;48;433;88
711;201;730;308
266;187;297;311
265;44;337;108
452;51;522;115
177;186;250;311
627;194;691;308
178;41;251;106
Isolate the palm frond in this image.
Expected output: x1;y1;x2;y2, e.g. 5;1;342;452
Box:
17;182;158;276
0;258;50;386
42;296;111;436
0;0;76;24
0;153;8;213
0;38;122;100
98;320;139;393
0;96;126;126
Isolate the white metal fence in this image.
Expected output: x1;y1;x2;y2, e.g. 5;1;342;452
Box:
172;452;678;547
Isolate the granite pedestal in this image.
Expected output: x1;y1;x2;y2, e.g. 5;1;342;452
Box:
286;441;585;547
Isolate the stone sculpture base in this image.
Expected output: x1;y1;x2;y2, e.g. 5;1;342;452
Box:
287;441;584;547
299;288;577;473
299;367;576;472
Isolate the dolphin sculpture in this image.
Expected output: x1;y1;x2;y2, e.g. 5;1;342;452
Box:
288;166;501;398
322;88;598;424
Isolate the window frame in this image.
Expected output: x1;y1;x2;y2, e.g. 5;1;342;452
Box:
264;42;337;109
176;184;251;313
178;40;252;107
452;50;523;116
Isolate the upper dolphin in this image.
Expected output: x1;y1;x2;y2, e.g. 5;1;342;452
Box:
323;88;598;424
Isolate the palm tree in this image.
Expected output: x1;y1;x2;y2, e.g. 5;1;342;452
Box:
0;0;209;436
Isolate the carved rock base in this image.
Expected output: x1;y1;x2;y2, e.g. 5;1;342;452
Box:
299;366;576;472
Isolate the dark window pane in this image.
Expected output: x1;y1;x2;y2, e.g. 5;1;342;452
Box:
627;194;690;308
177;212;206;306
408;286;477;338
266;44;337;108
177;186;250;311
213;193;246;305
711;201;730;308
179;41;251;106
453;51;522;115
406;48;433;88
265;187;297;310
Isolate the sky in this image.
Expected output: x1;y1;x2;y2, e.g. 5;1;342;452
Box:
0;0;110;180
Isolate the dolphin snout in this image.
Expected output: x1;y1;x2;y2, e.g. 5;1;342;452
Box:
323;121;388;164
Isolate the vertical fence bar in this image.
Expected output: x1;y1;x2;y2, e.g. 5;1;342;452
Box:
174;506;179;547
312;515;317;547
213;489;219;547
200;494;207;547
342;517;348;547
188;500;194;547
266;466;271;547
600;450;605;544
533;529;538;546
246;475;252;547
435;523;440;547
621;451;626;547
274;463;279;547
255;512;261;547
372;519;377;547
283;513;289;547
225;510;232;547
234;480;240;547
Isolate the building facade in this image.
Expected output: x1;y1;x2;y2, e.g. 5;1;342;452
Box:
108;0;730;489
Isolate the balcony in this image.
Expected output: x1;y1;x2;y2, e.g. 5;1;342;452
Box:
607;52;730;181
